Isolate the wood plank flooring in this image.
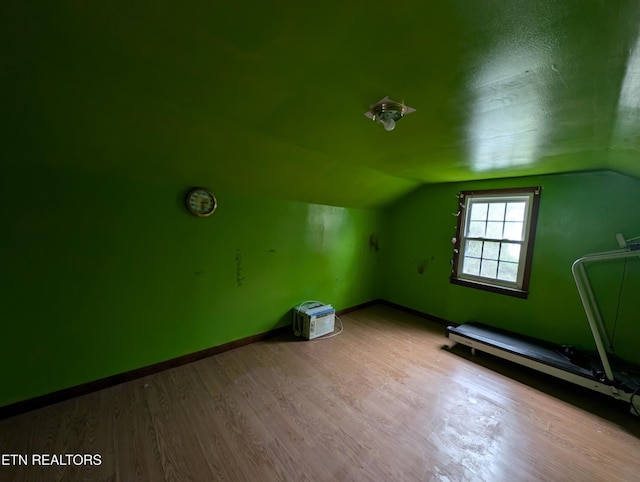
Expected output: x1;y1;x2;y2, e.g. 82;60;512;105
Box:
1;304;640;481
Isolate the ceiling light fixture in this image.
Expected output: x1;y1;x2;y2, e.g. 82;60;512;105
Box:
365;96;416;131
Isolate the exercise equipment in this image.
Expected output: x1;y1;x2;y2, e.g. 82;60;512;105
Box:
447;235;640;415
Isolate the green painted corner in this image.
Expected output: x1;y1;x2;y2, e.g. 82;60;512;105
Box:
2;165;640;409
379;170;640;363
0;165;382;408
4;0;640;409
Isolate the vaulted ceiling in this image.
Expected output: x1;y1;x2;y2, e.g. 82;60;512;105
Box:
3;1;640;208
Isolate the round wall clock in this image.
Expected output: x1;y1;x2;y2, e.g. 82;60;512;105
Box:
185;187;217;217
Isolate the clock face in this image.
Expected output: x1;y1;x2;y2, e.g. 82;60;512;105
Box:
186;188;217;217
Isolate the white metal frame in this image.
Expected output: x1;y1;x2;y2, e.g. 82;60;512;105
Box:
571;247;640;383
447;331;622;396
450;238;640;415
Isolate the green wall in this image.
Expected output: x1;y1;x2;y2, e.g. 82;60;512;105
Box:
0;164;381;408
4;164;640;409
380;171;640;362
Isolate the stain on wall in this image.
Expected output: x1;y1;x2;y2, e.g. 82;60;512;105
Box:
369;234;380;252
381;171;640;362
0;165;382;408
235;248;246;286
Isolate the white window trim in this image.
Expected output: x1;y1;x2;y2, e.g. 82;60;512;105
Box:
451;187;541;298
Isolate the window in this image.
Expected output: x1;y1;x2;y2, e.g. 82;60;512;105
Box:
450;187;541;298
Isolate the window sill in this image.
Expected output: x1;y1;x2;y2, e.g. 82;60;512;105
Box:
450;277;529;299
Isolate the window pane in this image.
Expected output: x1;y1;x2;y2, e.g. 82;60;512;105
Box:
503;221;524;241
499;242;521;262
480;259;498;278
506;202;526;221
488;203;506;221
462;257;480;276
468;221;486;238
470;203;488;221
483;241;500;260
466;240;483;258
498;261;518;282
454;188;539;293
486;221;504;239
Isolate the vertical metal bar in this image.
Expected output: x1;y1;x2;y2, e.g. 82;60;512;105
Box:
577;263;612;350
572;259;616;382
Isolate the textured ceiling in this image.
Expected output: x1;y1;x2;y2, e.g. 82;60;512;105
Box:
3;1;640;208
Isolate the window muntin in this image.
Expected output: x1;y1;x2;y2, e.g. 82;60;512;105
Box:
451;187;541;298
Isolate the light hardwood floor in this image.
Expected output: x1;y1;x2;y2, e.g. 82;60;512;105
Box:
1;304;640;481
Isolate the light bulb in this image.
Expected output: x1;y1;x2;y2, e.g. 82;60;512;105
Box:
381;117;396;131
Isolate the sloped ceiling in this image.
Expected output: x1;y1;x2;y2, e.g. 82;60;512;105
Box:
3;1;640;208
